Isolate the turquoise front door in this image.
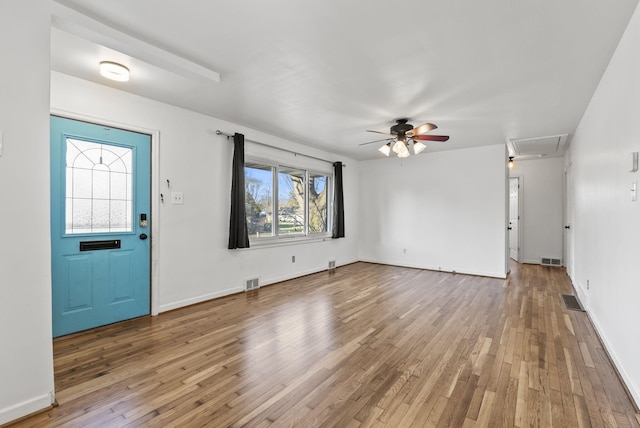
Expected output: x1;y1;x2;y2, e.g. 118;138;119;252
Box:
50;116;151;337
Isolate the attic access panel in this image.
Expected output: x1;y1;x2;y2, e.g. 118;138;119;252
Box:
509;134;568;157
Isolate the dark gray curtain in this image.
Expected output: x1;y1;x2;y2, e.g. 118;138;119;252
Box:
332;161;345;238
228;133;250;249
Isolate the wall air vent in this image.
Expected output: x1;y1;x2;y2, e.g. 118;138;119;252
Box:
541;257;562;267
508;134;568;159
328;260;336;270
245;278;259;291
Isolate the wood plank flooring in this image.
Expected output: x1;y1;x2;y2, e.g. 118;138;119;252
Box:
9;262;639;427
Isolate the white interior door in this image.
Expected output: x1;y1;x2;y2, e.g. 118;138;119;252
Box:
509;177;520;261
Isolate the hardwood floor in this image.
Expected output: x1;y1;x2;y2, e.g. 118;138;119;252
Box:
10;262;639;427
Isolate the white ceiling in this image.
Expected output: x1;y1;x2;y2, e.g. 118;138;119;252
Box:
50;0;639;160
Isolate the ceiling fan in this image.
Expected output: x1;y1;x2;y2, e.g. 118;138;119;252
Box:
360;118;449;157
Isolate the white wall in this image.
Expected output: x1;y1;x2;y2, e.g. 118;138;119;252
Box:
358;144;508;278
51;72;359;313
567;2;640;405
509;157;564;264
0;2;55;425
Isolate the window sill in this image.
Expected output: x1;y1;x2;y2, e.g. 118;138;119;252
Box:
247;234;333;249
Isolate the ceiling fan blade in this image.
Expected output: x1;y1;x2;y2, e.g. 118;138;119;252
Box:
359;138;394;146
412;135;449;142
406;123;437;137
366;130;392;135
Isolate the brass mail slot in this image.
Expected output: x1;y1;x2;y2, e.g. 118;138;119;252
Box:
79;239;121;251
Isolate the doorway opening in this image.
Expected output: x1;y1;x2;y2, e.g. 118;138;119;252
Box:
509;177;521;262
50;115;153;337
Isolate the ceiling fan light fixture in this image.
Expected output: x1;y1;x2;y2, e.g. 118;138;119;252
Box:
378;142;391;156
99;61;130;82
396;141;410;157
392;138;407;154
412;141;427;155
361;119;449;158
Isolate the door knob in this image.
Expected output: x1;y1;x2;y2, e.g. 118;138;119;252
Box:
139;233;148;240
508;227;512;230
564;225;570;229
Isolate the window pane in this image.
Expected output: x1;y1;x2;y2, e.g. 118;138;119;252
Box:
111;172;128;200
309;173;329;234
110;201;128;231
65;138;133;234
68;198;91;233
71;168;91;199
92;166;110;200
278;167;305;236
245;163;274;239
91;199;110;232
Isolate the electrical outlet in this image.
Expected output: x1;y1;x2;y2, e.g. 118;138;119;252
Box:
587;280;590;290
292;255;296;263
171;192;184;204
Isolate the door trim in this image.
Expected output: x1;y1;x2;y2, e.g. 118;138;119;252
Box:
51;108;161;316
563;162;573;278
508;174;524;264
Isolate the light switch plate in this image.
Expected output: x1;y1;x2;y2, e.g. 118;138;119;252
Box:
171;192;184;204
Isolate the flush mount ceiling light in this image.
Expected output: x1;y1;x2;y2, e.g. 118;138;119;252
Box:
508;156;515;169
99;61;130;82
359;118;449;158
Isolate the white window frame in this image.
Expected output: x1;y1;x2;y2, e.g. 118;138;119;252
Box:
245;157;333;246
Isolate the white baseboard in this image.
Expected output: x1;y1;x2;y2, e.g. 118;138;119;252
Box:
159;258;505;315
260;258;359;287
159;286;244;313
0;392;53;426
574;283;589;309
573;278;639;407
581;306;640;409
158;258;359;313
358;258;507;279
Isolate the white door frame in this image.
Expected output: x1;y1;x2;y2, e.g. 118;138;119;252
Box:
508;175;524;263
563;162;574;279
50;108;161;316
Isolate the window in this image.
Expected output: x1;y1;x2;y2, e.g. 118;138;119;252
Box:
245;160;331;242
245;163;274;239
308;172;329;234
65;138;133;234
278;167;305;236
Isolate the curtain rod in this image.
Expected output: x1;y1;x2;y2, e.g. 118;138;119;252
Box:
216;130;345;167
